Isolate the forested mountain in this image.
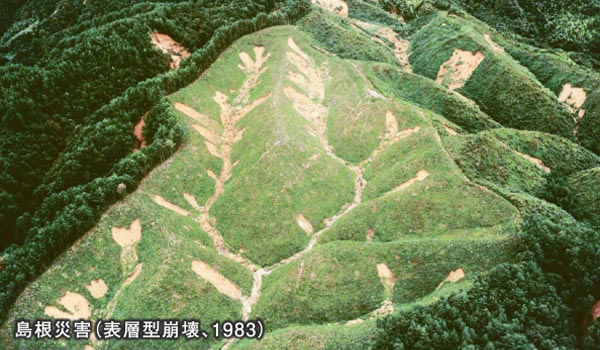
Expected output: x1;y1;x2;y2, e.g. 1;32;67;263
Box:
1;1;599;349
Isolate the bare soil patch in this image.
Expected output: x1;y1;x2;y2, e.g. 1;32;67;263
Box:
192;124;220;145
151;32;190;69
365;111;420;164
444;125;458;136
174;102;220;130
437;268;465;289
111;219;143;266
152;195;190;216
192;260;242;300
86;279;108;299
352;19;376;30
444;268;465;283
377;263;395;292
593;300;600;321
366;228;375;241
184;193;202;211
375;27;412;72
133;114;147;151
436;49;485;91
310;0;348;17
514;150;551;173
346;318;364;326
385;110;398;136
558;83;587;119
484;34;505;53
296;214;314;235
124;263;143;287
45;292;91;320
111;219;142;249
392;170;430;193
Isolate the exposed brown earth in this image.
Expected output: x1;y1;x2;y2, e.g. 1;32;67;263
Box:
192;260;242;300
45;292;91;320
86;279;108;299
376;263;395;292
151;32;191;69
514;150;551;173
436;49;485;90
296;214;314;235
391;170;430;193
558;83;587;134
310;0;348;17
152;195;190;216
444;124;458;135
133;114;147;151
111;218;143;266
484;34;505;53
375;27;412;72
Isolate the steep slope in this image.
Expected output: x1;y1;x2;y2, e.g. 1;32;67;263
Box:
2;1;600;350
0;24;519;350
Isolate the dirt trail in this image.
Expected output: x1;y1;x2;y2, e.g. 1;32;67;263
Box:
192;260;242;300
152;195;190;216
484;34;505;53
444;125;458;136
514;150;551;173
158;47;272;325
436;49;485;91
105;263;143;319
392;170;430;193
86;279;108;299
174;102;220;130
310;0;348;17
151;32;190;69
375;27;412;72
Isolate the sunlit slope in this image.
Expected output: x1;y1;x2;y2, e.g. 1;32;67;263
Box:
2;21;524;350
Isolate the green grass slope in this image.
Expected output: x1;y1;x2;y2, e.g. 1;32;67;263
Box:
500;40;600;155
446;133;548;196
0;120;251;349
4;2;593;349
482;128;600;176
408;12;575;138
364;62;501;133
252;238;516;330
565;168;600;229
180;27;355;266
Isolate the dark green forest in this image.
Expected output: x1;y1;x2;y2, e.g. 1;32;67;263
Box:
366;1;600;349
0;0;309;322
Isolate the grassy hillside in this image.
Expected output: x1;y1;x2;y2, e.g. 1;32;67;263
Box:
2;1;600;349
409;12;575;138
0;21;519;349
